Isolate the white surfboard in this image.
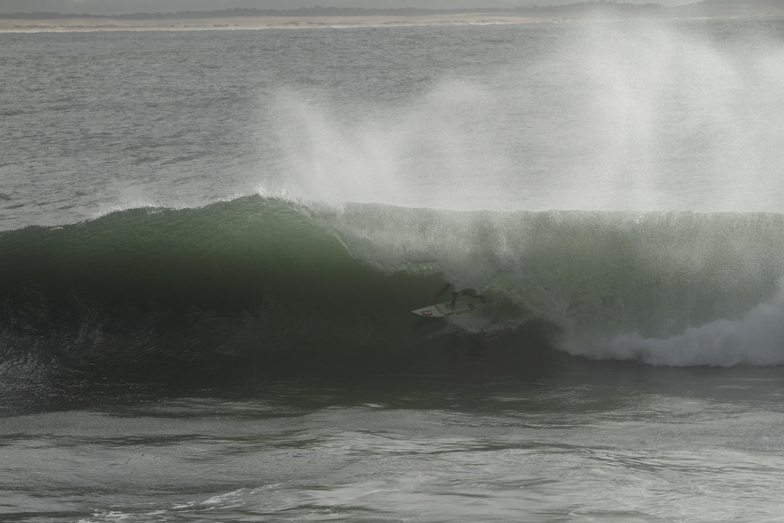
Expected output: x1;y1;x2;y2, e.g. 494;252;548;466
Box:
412;299;485;318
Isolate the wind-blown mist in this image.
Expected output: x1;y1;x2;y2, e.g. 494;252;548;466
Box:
267;20;784;213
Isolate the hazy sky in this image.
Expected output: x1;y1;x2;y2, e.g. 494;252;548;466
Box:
0;0;698;15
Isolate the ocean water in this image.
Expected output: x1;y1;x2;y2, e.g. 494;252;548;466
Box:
3;19;784;522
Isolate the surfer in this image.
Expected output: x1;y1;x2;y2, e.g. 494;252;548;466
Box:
433;283;489;309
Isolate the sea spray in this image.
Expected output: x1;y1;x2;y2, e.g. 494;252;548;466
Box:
262;21;784;214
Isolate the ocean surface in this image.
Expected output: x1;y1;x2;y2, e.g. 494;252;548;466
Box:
2;18;784;522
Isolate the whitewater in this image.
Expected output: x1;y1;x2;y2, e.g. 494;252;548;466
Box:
2;18;784;522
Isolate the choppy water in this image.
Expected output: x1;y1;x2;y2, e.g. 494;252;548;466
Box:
2;19;784;521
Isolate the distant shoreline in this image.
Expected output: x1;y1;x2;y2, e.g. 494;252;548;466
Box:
2;14;782;33
0;14;552;32
1;3;783;33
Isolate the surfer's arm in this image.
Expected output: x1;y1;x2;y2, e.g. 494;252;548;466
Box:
433;283;452;300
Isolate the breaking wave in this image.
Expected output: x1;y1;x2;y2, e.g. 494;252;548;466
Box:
2;195;783;387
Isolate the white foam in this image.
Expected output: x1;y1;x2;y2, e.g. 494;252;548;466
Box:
568;290;784;367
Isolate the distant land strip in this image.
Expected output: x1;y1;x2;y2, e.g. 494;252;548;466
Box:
1;1;783;32
2;5;664;20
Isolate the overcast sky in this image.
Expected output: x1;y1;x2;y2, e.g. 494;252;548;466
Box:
0;0;698;15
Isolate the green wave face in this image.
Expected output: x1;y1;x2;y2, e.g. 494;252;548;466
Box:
2;196;783;380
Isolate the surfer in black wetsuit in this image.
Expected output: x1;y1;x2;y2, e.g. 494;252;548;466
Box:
433;283;489;309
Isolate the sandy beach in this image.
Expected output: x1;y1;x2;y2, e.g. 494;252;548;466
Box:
0;13;553;32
